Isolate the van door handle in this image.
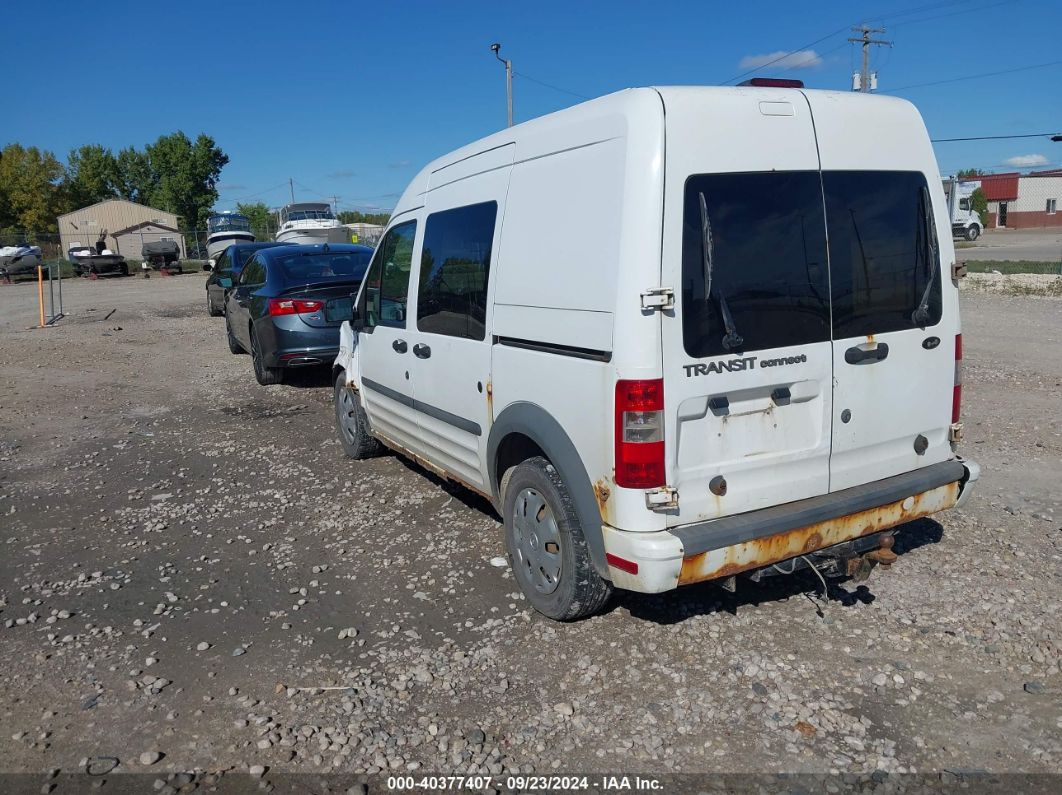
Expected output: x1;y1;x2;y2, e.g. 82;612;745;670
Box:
392;339;407;354
844;343;890;365
412;343;431;359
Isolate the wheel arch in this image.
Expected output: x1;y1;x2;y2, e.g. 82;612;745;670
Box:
487;402;610;580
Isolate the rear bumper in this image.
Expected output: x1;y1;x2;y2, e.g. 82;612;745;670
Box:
601;457;980;594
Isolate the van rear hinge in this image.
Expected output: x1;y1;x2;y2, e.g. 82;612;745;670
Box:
952;261;968;280
949;422;964;444
640;287;675;311
645;486;679;512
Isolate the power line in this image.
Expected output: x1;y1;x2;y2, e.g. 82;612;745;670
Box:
512;70;592;100
886;59;1062;91
932;132;1061;142
722;25;851;85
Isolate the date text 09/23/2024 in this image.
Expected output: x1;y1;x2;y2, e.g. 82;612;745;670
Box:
386;775;663;791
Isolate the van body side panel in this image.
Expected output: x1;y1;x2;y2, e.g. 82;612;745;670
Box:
655;88;834;529
802;92;959;491
492;90;667;534
411;157;514;491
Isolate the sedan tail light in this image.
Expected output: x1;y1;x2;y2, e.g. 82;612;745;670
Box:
268;298;323;316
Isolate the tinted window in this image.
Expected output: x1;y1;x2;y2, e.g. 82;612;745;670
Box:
362;221;416;329
824;171;941;337
239;257;266;286
417;202;497;340
275;251;371;285
682;172;830;358
213;251;231;276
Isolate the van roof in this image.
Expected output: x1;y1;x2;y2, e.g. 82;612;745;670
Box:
392;86;917;217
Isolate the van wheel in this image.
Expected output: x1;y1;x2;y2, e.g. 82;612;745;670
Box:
334;372;382;459
965;225;980;241
503;456;612;621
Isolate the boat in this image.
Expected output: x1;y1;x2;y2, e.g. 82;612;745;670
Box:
206;212;255;259
0;244;43;278
275;203;350;245
68;244;128;277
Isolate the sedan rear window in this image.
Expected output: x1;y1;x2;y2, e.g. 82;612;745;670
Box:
276;251;371;284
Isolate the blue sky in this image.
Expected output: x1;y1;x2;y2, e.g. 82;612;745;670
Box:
5;0;1060;217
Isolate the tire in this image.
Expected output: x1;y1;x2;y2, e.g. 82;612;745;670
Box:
225;313;244;354
250;326;282;385
120;264;129;277
502;456;612;621
208;294;222;317
334;371;382;459
965;225;980;242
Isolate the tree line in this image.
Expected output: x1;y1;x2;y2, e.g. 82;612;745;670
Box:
0;132;228;237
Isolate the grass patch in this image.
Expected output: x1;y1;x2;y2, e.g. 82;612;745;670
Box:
965;260;1062;275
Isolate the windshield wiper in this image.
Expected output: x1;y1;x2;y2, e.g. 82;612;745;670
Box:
911;185;938;327
699;192;743;351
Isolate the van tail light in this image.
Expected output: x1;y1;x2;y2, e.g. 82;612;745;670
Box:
615;379;665;489
952;334;963;424
268;298;323;316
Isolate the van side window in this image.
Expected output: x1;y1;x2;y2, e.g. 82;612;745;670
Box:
823;171;942;337
416;201;498;340
361;221;417;329
681;172;830;358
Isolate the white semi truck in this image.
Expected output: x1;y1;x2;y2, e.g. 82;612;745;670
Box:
942;177;983;241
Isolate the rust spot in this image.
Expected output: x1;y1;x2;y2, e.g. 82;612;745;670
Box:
593;478;613;524
677;481;959;586
485;380;493;422
373;431;493;502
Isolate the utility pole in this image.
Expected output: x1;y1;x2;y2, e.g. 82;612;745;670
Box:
848;25;891;92
330;195;339;214
289;178;295;204
490;43;513;127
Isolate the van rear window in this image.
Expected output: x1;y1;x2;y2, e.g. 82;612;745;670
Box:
823;171;942;337
681;171;830;359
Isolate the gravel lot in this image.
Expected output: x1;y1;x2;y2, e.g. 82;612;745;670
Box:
0;273;1059;790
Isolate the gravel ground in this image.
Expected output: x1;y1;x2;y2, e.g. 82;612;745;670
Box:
0;273;1059;790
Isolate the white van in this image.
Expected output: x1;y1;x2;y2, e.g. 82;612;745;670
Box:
333;83;980;620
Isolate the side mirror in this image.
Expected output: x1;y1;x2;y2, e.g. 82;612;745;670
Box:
203;259;215;271
218;277;233;289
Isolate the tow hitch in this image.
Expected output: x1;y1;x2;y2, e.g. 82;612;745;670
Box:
739;531;898;586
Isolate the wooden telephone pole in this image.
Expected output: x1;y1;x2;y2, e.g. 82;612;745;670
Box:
848;25;891;92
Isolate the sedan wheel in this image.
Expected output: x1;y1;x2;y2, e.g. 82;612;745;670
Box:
251;327;282;386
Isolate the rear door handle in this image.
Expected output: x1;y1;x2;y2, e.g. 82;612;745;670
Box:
392;339;407;353
844;343;889;364
412;343;431;359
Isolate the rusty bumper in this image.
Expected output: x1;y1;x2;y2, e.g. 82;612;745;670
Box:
677;479;958;585
602;459;977;594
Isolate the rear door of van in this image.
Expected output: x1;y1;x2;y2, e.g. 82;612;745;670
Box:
658;88;835;526
805;93;958;490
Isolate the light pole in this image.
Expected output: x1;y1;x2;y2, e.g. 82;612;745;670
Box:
490;43;513;128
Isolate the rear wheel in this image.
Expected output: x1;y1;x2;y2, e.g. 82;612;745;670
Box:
250;326;282;385
503;456;612;621
208;294;222;317
965;224;980;241
225;313;243;354
334;371;382;459
120;263;129;277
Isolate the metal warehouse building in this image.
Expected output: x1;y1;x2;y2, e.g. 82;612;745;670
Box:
57;199;187;259
972;170;1062;229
